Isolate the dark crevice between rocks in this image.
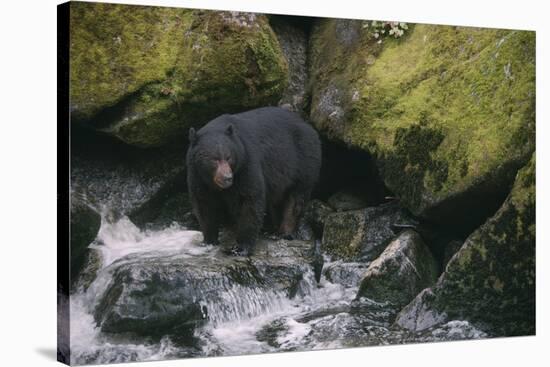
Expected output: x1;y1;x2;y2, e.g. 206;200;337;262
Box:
314;138;390;204
71;123;188;216
71;87;145;129
410;156;530;271
269;15;318;116
268;14;317;36
71;122;187;162
422;160;524;237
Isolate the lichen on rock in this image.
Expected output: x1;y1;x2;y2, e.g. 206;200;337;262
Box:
395;154;535;336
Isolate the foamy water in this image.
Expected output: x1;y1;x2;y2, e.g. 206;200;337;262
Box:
93;216;208;267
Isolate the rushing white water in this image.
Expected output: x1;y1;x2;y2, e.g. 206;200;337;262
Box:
93;216;208;267
70;215;488;365
70;217;209;364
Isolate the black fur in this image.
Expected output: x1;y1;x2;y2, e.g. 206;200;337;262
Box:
186;107;322;255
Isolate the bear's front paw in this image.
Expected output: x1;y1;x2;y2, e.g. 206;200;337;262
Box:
202;234;219;246
281;233;295;241
224;244;253;257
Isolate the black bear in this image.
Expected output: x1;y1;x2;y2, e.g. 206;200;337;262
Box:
186;107;322;256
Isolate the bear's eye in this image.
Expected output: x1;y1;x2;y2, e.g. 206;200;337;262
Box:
209;159;219;169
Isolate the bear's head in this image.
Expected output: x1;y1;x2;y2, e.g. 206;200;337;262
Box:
187;124;245;190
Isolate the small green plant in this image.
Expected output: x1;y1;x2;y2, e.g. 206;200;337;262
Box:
362;21;408;43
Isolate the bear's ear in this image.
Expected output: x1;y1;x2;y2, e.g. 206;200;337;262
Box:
225;124;235;136
189;128;197;145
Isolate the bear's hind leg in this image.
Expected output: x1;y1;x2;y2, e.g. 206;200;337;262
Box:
279;189;310;239
267;202;282;234
279;195;296;238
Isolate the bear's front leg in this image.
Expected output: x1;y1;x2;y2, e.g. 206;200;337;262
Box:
201;215;220;245
232;195;264;256
192;195;221;245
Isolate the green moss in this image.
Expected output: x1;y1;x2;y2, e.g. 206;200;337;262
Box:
70;2;193;121
309;20;535;217
382;123;446;210
70;3;288;147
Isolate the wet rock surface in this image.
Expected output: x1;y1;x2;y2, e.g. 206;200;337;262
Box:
70;144;183;216
127;171;193;230
323;261;369;289
300;199;334;238
255;297;487;351
94;238;317;342
356;230;438;308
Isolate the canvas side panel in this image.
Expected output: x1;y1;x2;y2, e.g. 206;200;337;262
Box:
57;2;70;365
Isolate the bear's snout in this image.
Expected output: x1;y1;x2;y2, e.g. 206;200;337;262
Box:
214;160;233;189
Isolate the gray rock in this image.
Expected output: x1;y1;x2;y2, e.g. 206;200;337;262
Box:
271;17;308;115
327;189;369;211
128;170;193;230
70;143;183;216
323;261;369;288
394;288;447;331
356;230;438;308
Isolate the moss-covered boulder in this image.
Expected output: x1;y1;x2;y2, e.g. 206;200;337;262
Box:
395;154;535;336
356;230;438;308
70;2;288;147
321;202;414;261
301;199;333;238
309;20;535;227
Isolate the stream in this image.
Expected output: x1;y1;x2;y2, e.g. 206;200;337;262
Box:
69;212;488;365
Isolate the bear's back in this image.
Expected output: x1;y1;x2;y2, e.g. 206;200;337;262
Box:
236;107;321;193
198;107;321;186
